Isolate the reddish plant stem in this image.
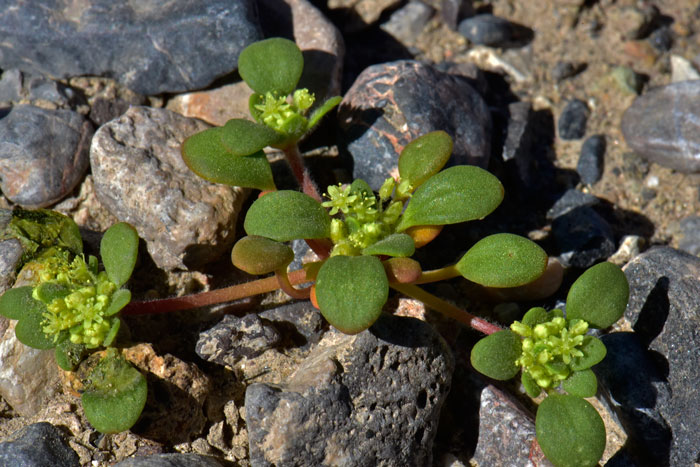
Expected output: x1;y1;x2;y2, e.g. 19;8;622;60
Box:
283;144;322;202
275;269;310;299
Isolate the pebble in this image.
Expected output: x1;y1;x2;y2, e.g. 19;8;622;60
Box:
577;134;606;185
113;453;225;467
678;216;700;256
245;313;454;465
0;209;23;293
557;99;589;140
0;422;80;467
610;66;644;95
546;188;599;220
551;61;586;82
457;14;533;48
648;26;673;52
0;105;93;208
551;206;615;268
440;0;475;31
621;80;700;173
0;70;84;108
670;55;700;83
338;60;491;189
381;1;435;45
502;101;533;162
608;235;645;266
90;106;247;270
0;1;262;95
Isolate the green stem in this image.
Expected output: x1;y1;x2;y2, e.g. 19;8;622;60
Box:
391;282;502;335
414;264;461;284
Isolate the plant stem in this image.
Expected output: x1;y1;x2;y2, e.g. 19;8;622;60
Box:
391;282;502;335
283;144;322;202
275;269;310;299
414;264;461;284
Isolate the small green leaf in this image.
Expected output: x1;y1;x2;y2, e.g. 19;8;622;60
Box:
58;214;84;255
362;233;415;257
456;233;548;287
101;222;139;288
82;351;147;433
308;96;342;130
348;179;374;198
15;300;54;350
231;235;295;275
470;330;521;380
566;262;629;329
521;307;549;328
570;336;607;371
562;369;598;398
220;119;281;156
315;255;389;334
245;191;331;242
181;127;276;191
522;371;542;398
102;318;121;347
238;38;304;96
0;286;39;320
33;282;70;304
54;333;87;371
536;394;606;467
396;165;504;231
104;289;132;317
398;131;453;188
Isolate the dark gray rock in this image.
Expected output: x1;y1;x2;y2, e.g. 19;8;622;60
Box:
551;61;585;82
577;134;606;185
0;422;79;467
0;237;22;294
0;1;262;95
621;81;700;173
552;206;615;268
546;189;599;220
678;216;700;256
381;1;435;45
339;60;491;189
0;69;23;102
0;105;93;208
649;26;673;52
440;0;475;31
90;106;247;270
558;99;589;140
457;14;533;48
196;314;281;367
259;301;326;349
113;453;225;467
246;314;454;466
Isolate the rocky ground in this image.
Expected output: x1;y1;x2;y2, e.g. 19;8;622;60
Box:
0;0;699;466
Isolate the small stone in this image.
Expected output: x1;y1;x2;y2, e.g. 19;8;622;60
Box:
113;453;225;467
678;216;700;256
259;301;325;348
577;134;606;185
551;61;585;82
0;105;93;208
328;0;402;31
502;101;532;162
381;1;435;45
457;14;533;48
621;81;700;173
0;422;80;467
608;235;645;266
546;189;599;220
440;0;475;31
610;66;644;95
670;55;700;83
0;69;23;102
648;26;673;52
552;206;615;268
622;40;659;68
557;99;589;140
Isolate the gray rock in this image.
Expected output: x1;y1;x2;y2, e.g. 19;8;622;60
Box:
440;0;475;31
546;189;599;220
621;81;700;173
113;453;224;467
0;238;22;294
552;206;615;268
246;314;454;466
90;106;247;270
339;60;491;189
577;134;606;185
0;422;79;467
259;301;326;348
0;1;262;95
381;1;435;45
457;14;533;48
0;69;23;102
558;99;589;140
678;216;700;256
551;61;585;82
502;101;533;163
0;105;93;208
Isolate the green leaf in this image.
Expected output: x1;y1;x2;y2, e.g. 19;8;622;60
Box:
101;222;139;288
470;330;522;380
54;333;87;371
308;96;342;130
82;351;147;433
396;165;504;231
521;307;549;328
220;119;281;156
104;289;132;317
33;282;70;304
570;336;607;371
398;131;453;188
238;37;304;96
315;255;388;334
522;371;542;398
362;233;415;257
102;318;121;347
245;190;331;242
562;369;598;398
349;179;373;197
231;235;295;275
181;127;276;191
15;300;54;350
0;286;39;320
456;233;548;288
566;262;629;329
536;394;606;467
58;214;84;255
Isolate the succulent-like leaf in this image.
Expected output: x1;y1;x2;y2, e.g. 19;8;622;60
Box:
382;257;422;284
362;233;415;257
238;37;304;96
231;235;295;275
315;255;388;334
536;394;606;467
102;318;121;347
396;166;504;232
470;330;521;380
522;371;542;397
562;369;598;398
220;119;281;156
15;300;54;349
245;190;331;242
101;222;139;288
456;233;548;288
104;289;132;317
0;286;38;320
405;225;443;248
181;127;276;191
566;262;629;329
54;333;87;371
308;96;342;130
82;352;147;434
33;282;70;303
570;336;607;371
521;307;549;328
398;130;453;188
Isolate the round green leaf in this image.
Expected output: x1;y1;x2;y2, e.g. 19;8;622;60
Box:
562;369;598;398
0;286;39;320
362;233;415;257
470;330;522;380
101;222;139;288
536;394;606;467
396;165;504;231
231;235;294;275
456;233;548;287
566;262;629;329
82;352;147;433
398;131;453;188
244;190;331;242
522;371;542;398
315;255;389;334
15;299;54;349
220;119;281;156
104;289;132;317
521;307;549;328
570;336;607;371
238;38;304;96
